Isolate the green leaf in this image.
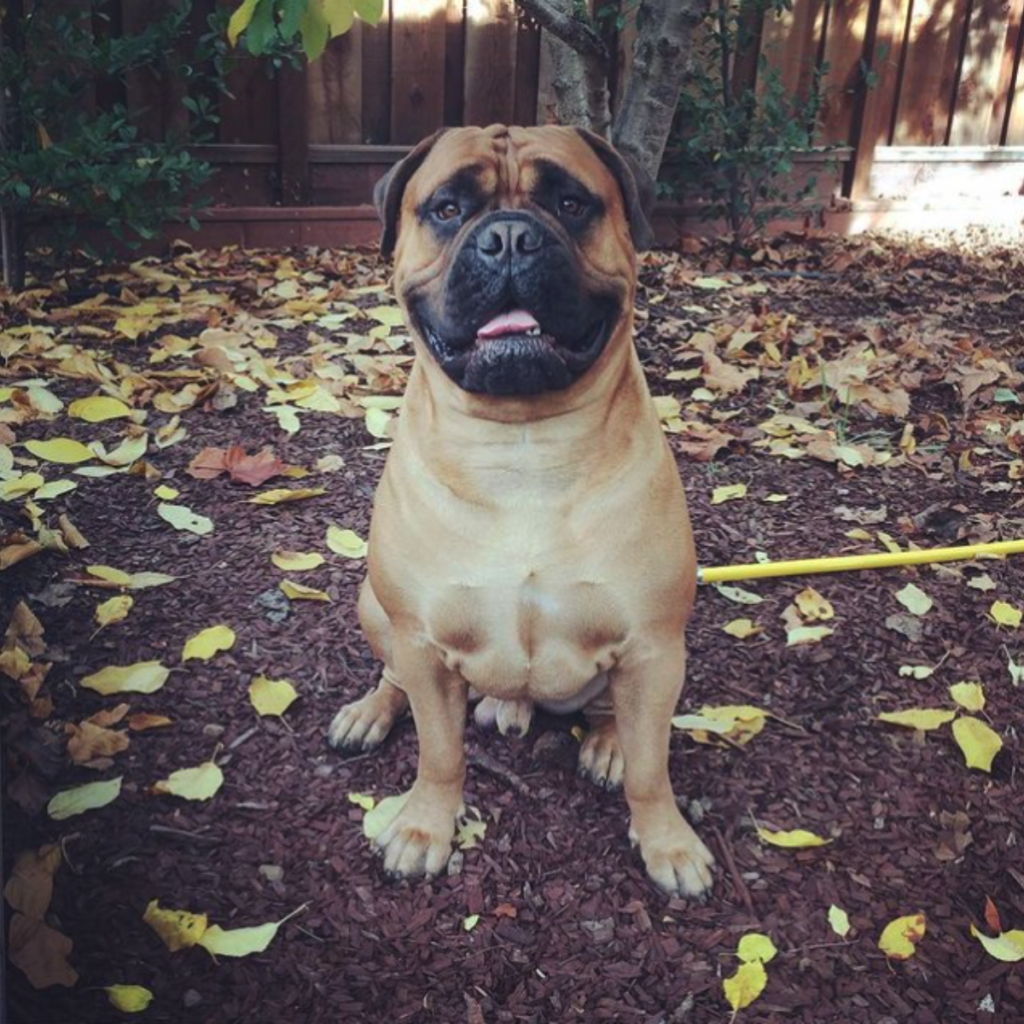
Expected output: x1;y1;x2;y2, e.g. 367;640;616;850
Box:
354;0;385;24
299;5;330;60
227;0;260;46
245;0;279;55
323;0;356;36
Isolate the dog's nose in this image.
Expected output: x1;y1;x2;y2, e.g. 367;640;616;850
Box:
477;218;543;260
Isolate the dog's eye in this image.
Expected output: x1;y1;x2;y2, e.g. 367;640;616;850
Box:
433;201;461;222
559;196;587;218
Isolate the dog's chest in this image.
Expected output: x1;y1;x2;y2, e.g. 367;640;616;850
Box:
429;566;626;700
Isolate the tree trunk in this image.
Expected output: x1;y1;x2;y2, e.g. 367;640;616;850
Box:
0;0;26;291
611;0;708;181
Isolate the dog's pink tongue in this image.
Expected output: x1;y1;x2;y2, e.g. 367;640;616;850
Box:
476;309;540;339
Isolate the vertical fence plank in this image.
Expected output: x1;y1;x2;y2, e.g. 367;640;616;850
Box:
361;2;391;143
849;0;913;199
1004;3;1024;143
759;0;828;108
444;0;466;126
819;0;874;146
891;0;970;144
278;62;309;203
989;0;1023;144
949;0;1014;144
464;0;518;126
307;28;363;143
391;0;447;142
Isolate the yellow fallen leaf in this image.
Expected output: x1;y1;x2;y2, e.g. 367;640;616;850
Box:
723;961;766;1014
672;705;767;746
877;708;956;731
949;681;985;712
711;483;747;505
182;624;236;662
364;407;392;439
898;665;933;680
714;583;763;605
198;905;306;958
366;304;404;327
764;493;789;503
68;396;132;422
81;661;169;695
95;595;133;629
271;550;325;571
896;583;933;616
722;618;761;639
143;900;208;952
362;792;410;841
970;924;1024;963
756;826;831;848
990;599;1022;628
128;712;173;731
845;527;873;541
878;912;926;960
463;914;480;932
153;484;179;500
84;564;132;586
737;932;777;964
153;761;224;801
828;905;851;938
33;479;77;501
24;438;94;464
249;675;299;716
786;625;834;646
795;587;834;621
0;472;44;500
248;487;326;505
280;580;331;602
652;395;682;421
326;525;368;559
457;815;487;850
347;792;375;811
84;566;178;590
951;716;1002;772
158;502;213;536
47;777;122;820
105;985;154;1013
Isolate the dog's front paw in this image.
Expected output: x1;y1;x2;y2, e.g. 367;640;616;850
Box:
631;810;715;898
328;684;405;753
578;720;624;789
374;787;461;879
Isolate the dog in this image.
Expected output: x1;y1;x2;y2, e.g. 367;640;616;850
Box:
329;125;714;898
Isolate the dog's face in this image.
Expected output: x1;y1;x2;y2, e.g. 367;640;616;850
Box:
374;125;655;397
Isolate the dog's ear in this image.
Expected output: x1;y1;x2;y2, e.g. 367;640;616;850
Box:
573;129;657;252
373;129;449;258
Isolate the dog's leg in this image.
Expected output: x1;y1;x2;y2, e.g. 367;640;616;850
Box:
473;696;534;737
374;635;467;878
328;579;408;752
578;689;624;790
610;641;715;898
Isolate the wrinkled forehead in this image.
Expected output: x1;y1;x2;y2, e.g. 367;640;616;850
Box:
408;125;617;203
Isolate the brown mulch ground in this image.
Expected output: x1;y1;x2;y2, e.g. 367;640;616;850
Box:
3;232;1024;1024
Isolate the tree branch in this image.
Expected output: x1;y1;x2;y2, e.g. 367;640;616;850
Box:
515;0;609;64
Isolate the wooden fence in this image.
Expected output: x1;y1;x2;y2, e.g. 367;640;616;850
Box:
110;0;1024;237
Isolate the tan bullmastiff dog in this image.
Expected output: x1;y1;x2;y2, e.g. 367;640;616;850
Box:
329;124;715;898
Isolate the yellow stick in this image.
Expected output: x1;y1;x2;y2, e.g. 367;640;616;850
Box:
698;539;1024;585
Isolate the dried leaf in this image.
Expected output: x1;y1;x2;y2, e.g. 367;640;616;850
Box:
280;580;331;602
722;961;766;1014
714;584;763;605
326;525;368;559
722;618;761;639
9;914;78;989
786;625;834;646
249;487;326;505
951;716;1002;772
737;932;777;964
990;600;1022;628
153;761;224;801
794;587;834;621
68;396;132;422
711;483;747;505
828;905;851;938
3;845;61;919
182;624;236;662
143;900;208;952
81;661;169;695
24;438;94;464
896;583;933;616
898;665;933;680
47;776;122;820
347;792;375;811
877;708;956;731
95;595;133;629
128;713;173;731
878;912;926;960
949;681;985;712
756;826;831;848
105;985;154;1013
271;550;325;571
249;675;299;716
970;925;1024;963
